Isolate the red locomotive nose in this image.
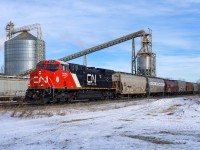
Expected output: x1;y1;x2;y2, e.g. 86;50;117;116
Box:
31;69;53;88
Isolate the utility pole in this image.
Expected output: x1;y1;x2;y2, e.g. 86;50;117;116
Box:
132;39;136;74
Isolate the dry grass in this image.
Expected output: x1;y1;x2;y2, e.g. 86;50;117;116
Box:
124;135;175;144
162;104;182;114
120;119;133;122
0;98;156;118
159;131;179;135
61;118;90;123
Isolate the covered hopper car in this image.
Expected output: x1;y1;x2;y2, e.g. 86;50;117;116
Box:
112;73;146;96
177;80;186;93
186;82;193;94
146;77;165;95
0;76;29;100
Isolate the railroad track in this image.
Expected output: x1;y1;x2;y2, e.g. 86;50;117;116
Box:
0;94;198;109
0;101;29;107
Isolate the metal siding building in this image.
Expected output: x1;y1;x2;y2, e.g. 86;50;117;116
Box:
4;31;45;75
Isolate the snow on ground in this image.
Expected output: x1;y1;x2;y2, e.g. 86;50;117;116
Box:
0;96;200;150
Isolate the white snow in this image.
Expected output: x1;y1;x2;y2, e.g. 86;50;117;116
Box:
1;96;200;150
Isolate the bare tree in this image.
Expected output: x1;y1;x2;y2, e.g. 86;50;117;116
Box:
178;78;185;81
197;79;200;84
0;65;4;74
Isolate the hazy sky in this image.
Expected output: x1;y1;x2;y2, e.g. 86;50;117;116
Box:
0;0;200;82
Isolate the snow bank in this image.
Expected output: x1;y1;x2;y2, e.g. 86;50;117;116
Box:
0;96;200;150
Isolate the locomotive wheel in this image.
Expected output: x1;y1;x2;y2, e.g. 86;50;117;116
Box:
52;98;60;104
100;96;106;100
35;97;49;105
42;97;50;104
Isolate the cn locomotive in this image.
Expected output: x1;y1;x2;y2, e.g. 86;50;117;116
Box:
25;60;199;104
25;60;115;104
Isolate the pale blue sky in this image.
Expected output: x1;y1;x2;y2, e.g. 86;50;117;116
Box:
0;0;200;82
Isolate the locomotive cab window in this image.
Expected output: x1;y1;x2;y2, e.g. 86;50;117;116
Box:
75;65;78;71
62;65;66;71
46;64;59;72
71;65;75;71
62;65;68;71
37;64;46;69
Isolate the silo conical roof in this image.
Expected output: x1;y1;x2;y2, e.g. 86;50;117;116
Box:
12;31;37;40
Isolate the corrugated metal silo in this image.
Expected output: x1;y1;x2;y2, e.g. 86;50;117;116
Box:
4;31;45;75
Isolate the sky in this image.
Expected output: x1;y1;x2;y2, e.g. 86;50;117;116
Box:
0;0;200;82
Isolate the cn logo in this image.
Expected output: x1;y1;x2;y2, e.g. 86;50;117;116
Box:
40;76;48;83
34;76;48;84
87;74;96;85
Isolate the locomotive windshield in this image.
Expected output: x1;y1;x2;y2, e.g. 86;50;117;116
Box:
36;64;46;69
46;64;59;72
36;63;59;72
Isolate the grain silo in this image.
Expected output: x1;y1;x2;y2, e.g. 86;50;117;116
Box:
4;22;45;76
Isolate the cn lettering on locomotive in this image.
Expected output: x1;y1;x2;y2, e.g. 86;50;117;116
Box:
87;74;96;86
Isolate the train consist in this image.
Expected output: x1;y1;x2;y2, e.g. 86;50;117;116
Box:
25;60;199;104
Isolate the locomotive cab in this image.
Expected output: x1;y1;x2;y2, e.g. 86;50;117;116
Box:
30;60;77;89
36;60;68;72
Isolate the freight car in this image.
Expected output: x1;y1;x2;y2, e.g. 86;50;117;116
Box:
193;83;198;94
25;60;199;104
164;79;177;94
177;80;186;94
112;72;146;97
0;76;29;100
146;77;165;96
186;82;193;94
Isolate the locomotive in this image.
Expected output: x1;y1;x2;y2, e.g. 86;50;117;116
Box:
25;60;115;104
25;60;199;104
